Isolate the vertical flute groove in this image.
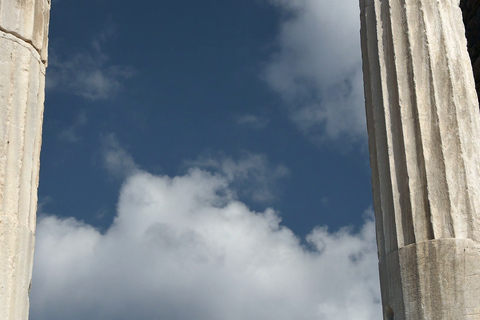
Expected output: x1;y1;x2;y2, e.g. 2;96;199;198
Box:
403;0;435;242
0;40;14;214
389;0;417;247
422;0;454;239
381;0;403;254
441;0;467;239
361;0;384;256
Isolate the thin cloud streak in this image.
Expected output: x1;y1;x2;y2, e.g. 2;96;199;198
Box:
235;114;270;129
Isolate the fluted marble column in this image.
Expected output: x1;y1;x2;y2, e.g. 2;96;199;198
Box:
360;0;480;319
0;0;50;319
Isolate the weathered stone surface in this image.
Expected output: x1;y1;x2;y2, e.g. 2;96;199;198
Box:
0;1;49;319
359;0;480;318
385;239;480;319
0;218;35;319
0;0;50;63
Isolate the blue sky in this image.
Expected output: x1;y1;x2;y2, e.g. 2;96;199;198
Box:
30;0;382;319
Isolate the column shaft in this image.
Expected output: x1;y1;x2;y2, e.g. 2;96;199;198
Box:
0;0;50;319
360;0;480;318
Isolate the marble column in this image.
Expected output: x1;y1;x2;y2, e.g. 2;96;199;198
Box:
0;0;50;319
359;0;480;319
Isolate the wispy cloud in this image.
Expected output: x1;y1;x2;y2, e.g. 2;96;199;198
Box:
190;152;289;204
58;111;88;143
264;0;366;144
100;133;138;179
234;114;270;129
31;158;381;320
46;26;134;100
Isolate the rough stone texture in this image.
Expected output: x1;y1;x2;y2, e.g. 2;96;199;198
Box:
0;0;50;319
0;0;50;63
385;239;480;319
359;0;480;319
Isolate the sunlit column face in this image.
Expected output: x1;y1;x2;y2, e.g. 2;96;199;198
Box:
0;0;50;319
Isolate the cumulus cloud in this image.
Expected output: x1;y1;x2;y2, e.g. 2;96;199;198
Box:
31;160;381;320
46;27;134;100
264;0;366;143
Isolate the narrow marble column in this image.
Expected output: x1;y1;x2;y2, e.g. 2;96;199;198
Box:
360;0;480;319
0;0;50;319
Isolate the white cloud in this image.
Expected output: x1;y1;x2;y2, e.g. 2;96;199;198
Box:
31;161;381;320
46;27;134;100
264;0;366;143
